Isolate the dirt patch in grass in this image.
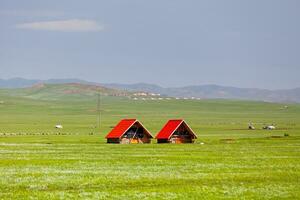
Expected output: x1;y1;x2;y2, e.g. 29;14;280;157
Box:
220;138;236;143
268;136;284;139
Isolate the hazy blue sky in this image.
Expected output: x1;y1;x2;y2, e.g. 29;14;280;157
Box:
0;0;299;89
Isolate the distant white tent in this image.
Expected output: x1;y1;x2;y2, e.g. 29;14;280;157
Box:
248;123;255;130
55;125;63;129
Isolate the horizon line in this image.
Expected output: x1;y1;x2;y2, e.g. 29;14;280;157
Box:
0;77;299;91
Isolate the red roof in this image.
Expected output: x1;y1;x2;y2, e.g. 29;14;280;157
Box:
155;119;197;139
105;119;153;139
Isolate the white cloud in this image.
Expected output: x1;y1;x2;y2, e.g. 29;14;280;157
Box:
16;19;104;32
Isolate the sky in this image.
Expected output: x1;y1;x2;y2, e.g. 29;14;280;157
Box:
0;0;299;89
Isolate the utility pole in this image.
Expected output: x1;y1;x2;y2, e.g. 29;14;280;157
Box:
97;93;101;129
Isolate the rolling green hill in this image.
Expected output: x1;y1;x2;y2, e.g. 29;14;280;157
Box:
0;83;299;135
0;83;131;101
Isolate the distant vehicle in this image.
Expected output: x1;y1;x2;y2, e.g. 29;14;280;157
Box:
263;125;276;130
55;125;63;129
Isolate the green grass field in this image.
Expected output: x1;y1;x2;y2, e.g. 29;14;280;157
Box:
0;91;300;199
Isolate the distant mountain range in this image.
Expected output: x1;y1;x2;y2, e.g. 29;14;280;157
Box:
0;78;300;103
104;83;300;103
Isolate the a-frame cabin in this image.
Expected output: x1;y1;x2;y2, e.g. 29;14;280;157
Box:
105;119;153;144
156;119;197;143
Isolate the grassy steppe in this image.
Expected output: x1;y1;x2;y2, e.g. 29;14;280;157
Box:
0;93;299;199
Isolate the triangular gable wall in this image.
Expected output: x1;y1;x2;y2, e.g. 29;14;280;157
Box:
123;121;153;138
168;121;197;139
